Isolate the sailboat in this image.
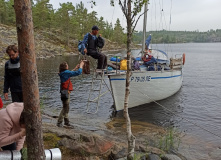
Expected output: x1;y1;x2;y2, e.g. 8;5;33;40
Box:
108;3;185;111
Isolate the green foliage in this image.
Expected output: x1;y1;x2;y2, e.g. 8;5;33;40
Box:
40;94;47;112
133;153;146;160
158;127;181;152
113;18;126;44
0;0;15;24
32;0;53;29
0;0;127;46
21;148;28;160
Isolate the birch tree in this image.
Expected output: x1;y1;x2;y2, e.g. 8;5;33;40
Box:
14;0;45;159
110;0;148;159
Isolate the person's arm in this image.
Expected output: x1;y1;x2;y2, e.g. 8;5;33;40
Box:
72;64;80;71
16;127;26;150
82;33;89;54
68;61;84;77
0;119;25;149
66;69;82;77
16;136;25;150
3;62;9;100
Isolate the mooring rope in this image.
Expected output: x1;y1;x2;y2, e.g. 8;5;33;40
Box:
132;86;221;139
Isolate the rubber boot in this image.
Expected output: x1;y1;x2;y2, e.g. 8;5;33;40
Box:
64;118;70;126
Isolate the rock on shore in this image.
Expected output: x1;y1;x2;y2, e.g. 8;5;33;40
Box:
42;116;186;160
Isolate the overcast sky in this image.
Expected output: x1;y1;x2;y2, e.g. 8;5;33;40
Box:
49;0;221;32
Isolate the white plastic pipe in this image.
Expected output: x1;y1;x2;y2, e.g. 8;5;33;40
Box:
0;148;62;160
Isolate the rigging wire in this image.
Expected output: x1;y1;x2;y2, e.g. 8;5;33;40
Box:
168;0;173;55
158;0;169;54
108;0;116;39
132;86;221;140
154;0;159;50
158;0;163;30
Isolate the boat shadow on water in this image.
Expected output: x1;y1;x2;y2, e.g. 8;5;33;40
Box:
112;88;184;128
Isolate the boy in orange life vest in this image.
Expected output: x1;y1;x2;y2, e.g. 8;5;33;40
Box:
57;61;84;127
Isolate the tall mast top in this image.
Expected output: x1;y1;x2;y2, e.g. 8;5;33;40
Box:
142;2;148;54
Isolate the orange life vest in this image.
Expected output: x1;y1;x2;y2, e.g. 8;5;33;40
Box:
61;78;73;91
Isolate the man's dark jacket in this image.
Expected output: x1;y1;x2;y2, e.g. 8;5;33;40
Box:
4;57;22;93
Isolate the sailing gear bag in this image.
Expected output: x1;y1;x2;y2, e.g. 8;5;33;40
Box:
120;59;127;70
82;60;90;74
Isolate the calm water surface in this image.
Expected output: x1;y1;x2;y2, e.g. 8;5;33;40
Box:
1;43;221;159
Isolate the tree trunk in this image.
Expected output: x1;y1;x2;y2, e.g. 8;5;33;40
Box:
124;0;136;159
14;0;45;159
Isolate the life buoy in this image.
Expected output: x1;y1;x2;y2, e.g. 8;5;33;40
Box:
183;53;185;65
142;52;153;62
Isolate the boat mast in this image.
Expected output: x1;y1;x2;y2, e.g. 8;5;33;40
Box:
142;2;148;54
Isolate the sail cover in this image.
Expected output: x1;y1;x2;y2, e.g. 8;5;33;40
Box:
145;34;152;49
150;49;168;61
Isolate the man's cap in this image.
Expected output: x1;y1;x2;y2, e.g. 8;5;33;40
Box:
92;25;99;31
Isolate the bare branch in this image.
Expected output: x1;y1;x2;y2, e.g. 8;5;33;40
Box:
119;0;127;16
132;8;148;33
124;0;127;15
132;0;147;20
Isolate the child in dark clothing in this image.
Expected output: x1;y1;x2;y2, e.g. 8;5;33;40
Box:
57;61;84;127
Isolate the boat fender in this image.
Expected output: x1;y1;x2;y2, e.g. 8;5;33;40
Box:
142;52;153;62
183;53;186;65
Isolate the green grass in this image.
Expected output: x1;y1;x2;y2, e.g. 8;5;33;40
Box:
40;94;47;112
158;127;181;152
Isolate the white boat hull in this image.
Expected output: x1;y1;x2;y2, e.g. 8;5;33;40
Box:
109;70;183;111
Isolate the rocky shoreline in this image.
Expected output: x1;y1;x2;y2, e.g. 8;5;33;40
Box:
0;24;139;67
42;114;186;160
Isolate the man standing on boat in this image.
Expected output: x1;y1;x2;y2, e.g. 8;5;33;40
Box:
3;45;23;102
82;26;107;69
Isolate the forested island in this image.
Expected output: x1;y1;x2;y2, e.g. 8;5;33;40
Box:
0;0;126;46
133;30;221;44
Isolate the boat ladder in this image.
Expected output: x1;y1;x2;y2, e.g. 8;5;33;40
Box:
86;69;110;114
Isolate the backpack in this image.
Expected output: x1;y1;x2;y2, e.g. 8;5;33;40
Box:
78;33;91;55
96;35;105;48
78;41;85;55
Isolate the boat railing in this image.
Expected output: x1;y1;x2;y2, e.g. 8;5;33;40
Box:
170;55;183;70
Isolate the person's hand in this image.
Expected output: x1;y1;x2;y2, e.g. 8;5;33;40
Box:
20;127;26;137
84;48;87;54
4;93;8;100
79;61;85;68
73;64;80;71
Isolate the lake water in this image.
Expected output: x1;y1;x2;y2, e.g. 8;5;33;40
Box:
1;43;221;159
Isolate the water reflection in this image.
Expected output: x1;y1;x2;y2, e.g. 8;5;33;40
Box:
116;88;184;128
